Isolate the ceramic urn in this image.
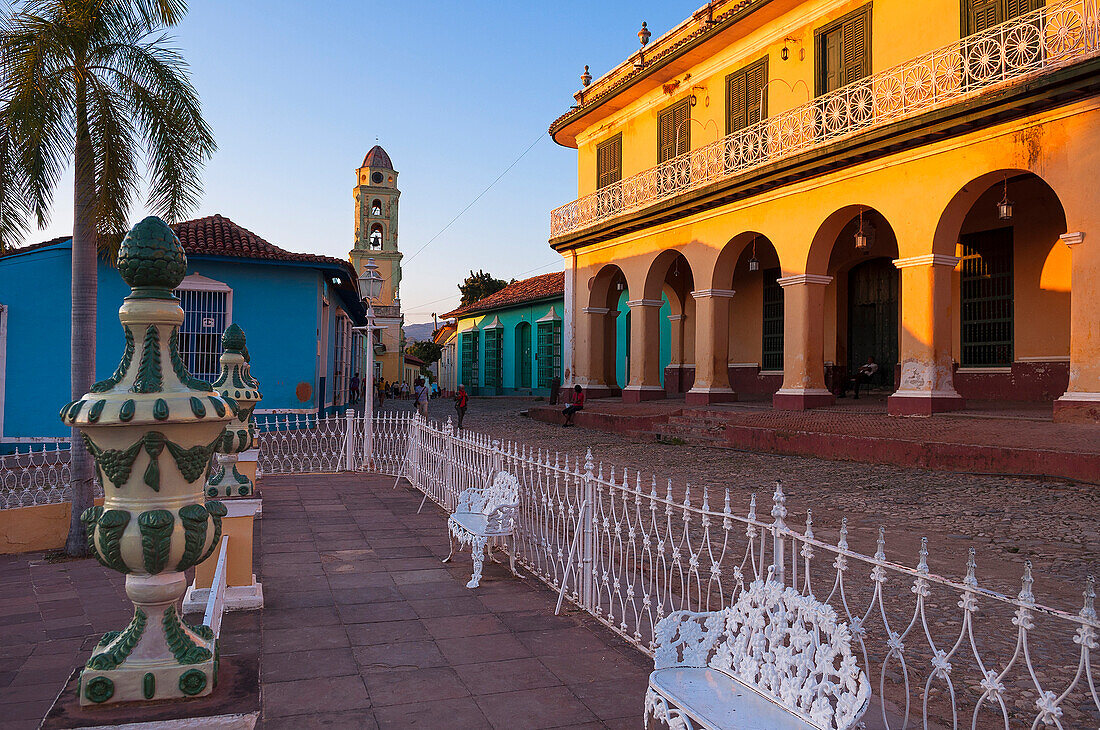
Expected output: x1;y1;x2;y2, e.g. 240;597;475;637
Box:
60;216;234;706
208;324;262;498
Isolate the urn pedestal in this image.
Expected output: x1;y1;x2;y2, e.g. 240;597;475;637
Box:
62;217;234;705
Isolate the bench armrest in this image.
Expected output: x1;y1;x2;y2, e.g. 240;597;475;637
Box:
485;501;519;532
456;487;488;513
653;610;726;670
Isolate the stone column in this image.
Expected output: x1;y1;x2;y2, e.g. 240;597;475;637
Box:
772;274;835;410
623;298;665;402
686;289;737;405
1054;231;1099;422
578;307;616;399
888;254;965;415
62;217;232;705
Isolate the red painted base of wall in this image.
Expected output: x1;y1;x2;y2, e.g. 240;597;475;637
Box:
954;361;1070;401
772;391;835;410
664;366;696;397
887;394;967;416
1053;398;1100;424
528;405;677;437
686;389;738;405
622;387;666;403
581;386;621;400
728;366;783;396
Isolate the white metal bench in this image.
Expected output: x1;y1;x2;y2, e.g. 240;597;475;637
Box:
442;470;521;588
645;577;871;730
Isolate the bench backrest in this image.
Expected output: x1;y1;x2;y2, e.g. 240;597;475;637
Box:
655;579;870;730
463;470;520;516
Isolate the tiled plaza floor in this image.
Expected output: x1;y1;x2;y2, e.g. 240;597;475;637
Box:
0;473;651;729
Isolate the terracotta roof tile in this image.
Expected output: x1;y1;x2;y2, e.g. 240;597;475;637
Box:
362;145;393;169
444;271;564;319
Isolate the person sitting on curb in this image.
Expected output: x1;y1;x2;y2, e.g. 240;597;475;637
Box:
562;385;585;427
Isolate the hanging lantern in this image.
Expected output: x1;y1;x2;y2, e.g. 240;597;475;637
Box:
854;209;871;254
615;279;625;292
748;236;760;272
997;176;1014;221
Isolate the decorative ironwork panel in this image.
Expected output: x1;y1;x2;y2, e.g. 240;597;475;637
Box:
961;228;1014;366
537;320;562;389
761;268;784;371
176;289;227;382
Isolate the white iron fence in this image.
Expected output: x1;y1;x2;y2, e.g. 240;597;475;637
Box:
550;0;1100;237
379;414;1099;730
0;441;103;509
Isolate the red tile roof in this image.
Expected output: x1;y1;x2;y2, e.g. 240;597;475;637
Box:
362;145;393;169
443;271;564;319
3;215;354;277
173;215;353;274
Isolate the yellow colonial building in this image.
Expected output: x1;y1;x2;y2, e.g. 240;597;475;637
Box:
549;0;1100;422
350;145;406;386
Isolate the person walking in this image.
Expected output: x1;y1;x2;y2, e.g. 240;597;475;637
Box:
349;372;360;405
414;377;430;418
562;385;585;427
376;377;385;408
454;384;469;429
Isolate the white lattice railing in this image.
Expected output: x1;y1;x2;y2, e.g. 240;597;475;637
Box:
550;0;1100;238
0;440;104;509
377;413;1099;730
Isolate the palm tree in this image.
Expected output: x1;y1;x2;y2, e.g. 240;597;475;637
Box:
0;0;215;555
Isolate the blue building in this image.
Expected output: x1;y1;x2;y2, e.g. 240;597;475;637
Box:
0;214;366;441
445;272;565;397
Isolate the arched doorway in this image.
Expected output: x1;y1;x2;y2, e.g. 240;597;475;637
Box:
581;265;628;398
847;258;898;390
515;322;532;391
626;251;692;402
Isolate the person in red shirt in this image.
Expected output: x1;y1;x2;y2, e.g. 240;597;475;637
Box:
562;385;585;427
454;384;469;429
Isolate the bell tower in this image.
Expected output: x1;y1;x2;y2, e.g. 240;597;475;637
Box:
350;144;405;384
351;144;402;305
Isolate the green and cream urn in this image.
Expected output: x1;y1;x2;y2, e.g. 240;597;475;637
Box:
208;324;262;498
60;216;234;706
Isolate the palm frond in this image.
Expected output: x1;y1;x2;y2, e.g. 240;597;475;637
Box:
85;72;138;259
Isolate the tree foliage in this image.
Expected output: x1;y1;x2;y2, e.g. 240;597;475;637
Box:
458;269;509;306
406;340;442;366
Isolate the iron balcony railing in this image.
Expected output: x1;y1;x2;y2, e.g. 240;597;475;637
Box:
549;0;1100;238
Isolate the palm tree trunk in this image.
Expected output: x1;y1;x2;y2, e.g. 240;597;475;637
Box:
64;78;96;557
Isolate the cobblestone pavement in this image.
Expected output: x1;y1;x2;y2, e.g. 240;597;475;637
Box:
402;397;1099;611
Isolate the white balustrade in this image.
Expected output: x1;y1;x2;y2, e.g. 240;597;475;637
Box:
0;440;103;509
550;0;1100;238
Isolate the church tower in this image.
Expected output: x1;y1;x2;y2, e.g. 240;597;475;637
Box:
350;145;405;384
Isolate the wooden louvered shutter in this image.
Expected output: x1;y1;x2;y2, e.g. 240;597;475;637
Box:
596;134;621;189
657;99;690;163
1005;0;1043;20
840;8;870;85
746;57;768;125
969;0;1002;33
726;71;748;134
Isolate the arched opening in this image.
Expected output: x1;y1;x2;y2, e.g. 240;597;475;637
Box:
627;250;692;401
938;171;1070;402
371;199;382;216
713;232;783;398
369;224;383;251
583;265;628;396
514;321;532;391
824;207;900;397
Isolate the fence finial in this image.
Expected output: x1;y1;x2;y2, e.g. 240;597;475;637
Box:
875;526;886;562
771;480;787;529
917;537;929;575
964;548;978;588
748;493;756;521
1019;560;1035;605
1081;575;1097;621
804;509;814;541
584;448;594;476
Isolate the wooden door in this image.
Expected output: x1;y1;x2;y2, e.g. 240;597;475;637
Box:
516;323;532;390
847;258;899;388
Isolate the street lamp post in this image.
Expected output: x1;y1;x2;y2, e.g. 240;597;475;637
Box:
357;258;383;470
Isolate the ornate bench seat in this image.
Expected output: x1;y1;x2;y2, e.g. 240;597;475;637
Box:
442;471;521;588
645;579;870;730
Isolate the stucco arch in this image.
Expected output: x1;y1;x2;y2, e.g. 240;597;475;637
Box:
805;205;899;275
587;264;628;311
641;249;696;301
712;231;781;288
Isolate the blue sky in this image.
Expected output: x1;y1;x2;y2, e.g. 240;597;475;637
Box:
22;1;697;323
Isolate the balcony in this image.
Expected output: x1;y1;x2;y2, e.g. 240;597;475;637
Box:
549;0;1100;239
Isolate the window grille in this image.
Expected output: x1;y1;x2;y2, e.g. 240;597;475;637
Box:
333;315;352;406
176;289;228;382
483;328;502;389
461;331;478;388
537;320;562;389
762;268;784;371
961;229;1014;367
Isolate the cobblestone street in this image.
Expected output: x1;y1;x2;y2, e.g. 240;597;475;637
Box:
401;396;1099;610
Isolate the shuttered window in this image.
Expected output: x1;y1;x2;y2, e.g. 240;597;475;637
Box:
596;134;622;190
483;328;502;389
761;268;784;371
657;98;691;164
816;5;872;96
960;228;1014;367
461;331;478;389
964;0;1043;35
726;57;769;134
536;320;562;389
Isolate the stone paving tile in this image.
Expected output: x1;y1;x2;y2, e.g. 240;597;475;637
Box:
261;675;372;718
362;665;470;707
453;657;562;695
476;686;599;729
372;696;493;730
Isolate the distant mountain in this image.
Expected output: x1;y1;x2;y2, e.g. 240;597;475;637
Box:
403;322;436;343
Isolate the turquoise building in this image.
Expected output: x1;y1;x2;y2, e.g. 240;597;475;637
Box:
446;273;565;397
0;214;366;443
